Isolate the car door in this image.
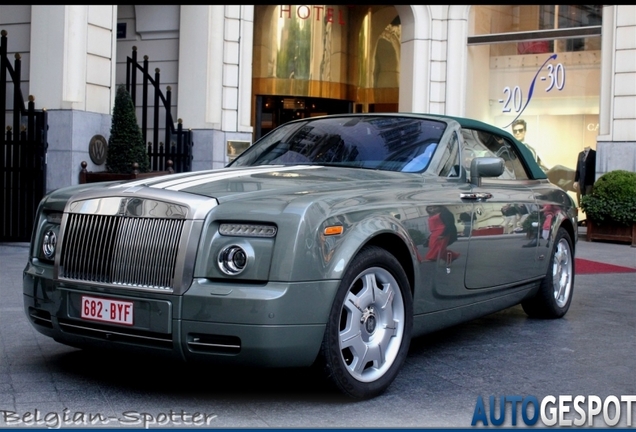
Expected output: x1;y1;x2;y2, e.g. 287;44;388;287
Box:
460;128;542;289
407;129;475;314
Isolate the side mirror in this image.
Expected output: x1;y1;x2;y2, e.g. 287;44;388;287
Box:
470;157;505;186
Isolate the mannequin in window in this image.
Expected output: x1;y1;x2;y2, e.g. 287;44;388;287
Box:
511;119;547;170
573;146;596;198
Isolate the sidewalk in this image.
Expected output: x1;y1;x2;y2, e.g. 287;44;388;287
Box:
575;226;636;269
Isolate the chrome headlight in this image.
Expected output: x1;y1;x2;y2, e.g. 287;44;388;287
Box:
212;223;272;278
218;245;249;275
42;229;58;260
38;212;63;262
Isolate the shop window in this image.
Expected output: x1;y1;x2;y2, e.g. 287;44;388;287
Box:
466;5;601;208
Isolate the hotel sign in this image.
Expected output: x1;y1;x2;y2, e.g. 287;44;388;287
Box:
279;5;352;25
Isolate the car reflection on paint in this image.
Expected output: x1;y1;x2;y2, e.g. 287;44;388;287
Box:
24;113;578;400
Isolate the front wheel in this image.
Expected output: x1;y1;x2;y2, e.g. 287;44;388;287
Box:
522;227;574;318
318;245;413;399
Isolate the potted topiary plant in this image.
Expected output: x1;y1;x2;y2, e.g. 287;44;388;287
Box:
80;85;172;183
579;169;636;246
105;84;150;174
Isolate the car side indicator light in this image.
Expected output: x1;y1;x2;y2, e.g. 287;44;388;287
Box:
324;226;344;236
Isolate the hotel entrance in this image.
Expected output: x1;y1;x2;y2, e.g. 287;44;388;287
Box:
254;96;352;139
252;5;401;140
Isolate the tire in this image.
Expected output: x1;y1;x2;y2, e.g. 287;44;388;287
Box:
318;245;413;400
522;227;574;318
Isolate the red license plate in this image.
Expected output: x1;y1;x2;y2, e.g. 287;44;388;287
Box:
80;296;134;326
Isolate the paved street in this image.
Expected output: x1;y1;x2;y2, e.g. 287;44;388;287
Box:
1;229;635;428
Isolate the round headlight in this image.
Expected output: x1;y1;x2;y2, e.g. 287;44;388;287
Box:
42;230;57;260
218;245;248;275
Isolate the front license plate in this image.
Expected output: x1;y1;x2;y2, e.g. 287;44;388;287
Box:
80;296;134;326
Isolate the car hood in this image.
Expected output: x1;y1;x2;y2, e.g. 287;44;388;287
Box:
103;165;427;203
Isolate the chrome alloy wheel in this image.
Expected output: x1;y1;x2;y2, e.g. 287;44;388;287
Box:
552;237;573;308
338;266;405;383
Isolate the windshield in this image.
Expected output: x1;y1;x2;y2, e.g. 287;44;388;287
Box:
230;116;447;173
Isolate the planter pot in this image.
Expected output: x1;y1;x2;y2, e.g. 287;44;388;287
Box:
79;161;174;184
586;219;636;247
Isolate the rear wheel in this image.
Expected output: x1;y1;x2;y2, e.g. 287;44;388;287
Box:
318;246;413;400
522;227;574;318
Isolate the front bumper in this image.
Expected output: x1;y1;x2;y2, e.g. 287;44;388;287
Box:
23;261;339;368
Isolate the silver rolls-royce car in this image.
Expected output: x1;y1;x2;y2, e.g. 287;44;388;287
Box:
24;113;578;399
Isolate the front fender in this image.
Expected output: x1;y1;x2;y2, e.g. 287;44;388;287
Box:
317;214;418;282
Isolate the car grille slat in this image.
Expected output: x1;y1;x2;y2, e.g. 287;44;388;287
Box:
60;214;184;291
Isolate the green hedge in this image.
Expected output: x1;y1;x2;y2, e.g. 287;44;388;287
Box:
580;170;636;225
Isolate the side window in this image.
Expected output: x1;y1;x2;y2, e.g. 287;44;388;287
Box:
437;132;461;178
461;128;529;180
499;137;529;180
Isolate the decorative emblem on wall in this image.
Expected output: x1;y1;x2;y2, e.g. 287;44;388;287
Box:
89;135;108;165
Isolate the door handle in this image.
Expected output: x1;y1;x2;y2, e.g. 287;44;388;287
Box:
460;192;493;201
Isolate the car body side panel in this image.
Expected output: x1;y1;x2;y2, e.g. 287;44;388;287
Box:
465;182;541;288
411;282;537;338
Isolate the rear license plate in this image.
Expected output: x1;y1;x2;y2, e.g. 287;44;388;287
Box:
80;295;134;326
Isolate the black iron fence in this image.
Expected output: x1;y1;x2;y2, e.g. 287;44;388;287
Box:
126;46;193;173
0;30;48;242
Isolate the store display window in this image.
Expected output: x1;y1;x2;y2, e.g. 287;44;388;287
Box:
466;5;602;208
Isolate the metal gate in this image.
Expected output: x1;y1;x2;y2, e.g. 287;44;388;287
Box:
126;46;193;173
0;30;48;242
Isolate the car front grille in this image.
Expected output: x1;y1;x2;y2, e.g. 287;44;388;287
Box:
59;213;184;291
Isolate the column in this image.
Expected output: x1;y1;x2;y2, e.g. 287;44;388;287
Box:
30;5;117;191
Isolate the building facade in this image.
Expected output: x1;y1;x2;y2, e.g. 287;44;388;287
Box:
1;5;634;196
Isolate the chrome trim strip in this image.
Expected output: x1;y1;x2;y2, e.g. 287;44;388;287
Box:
29;312;52;324
67;197;189;218
468;26;601;46
59;321;172;343
188;341;241;349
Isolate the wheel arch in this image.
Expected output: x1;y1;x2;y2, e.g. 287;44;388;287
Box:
362;233;415;296
560;218;576;249
314;215;417;292
556;215;576;255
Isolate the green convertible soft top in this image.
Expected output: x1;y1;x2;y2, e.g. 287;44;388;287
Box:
437;114;548;180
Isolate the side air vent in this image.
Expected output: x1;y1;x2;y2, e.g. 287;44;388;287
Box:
28;308;53;328
187;333;241;355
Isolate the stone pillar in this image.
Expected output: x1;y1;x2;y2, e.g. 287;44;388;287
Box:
30;5;117;191
596;5;636;176
396;6;431;114
446;6;470;117
178;5;254;171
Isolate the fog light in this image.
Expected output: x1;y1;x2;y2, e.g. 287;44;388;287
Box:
42;230;57;260
218;245;248;275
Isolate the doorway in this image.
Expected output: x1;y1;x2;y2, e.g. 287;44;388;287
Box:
254;96;352;140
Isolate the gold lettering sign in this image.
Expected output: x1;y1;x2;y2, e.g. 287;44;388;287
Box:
279;5;351;25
